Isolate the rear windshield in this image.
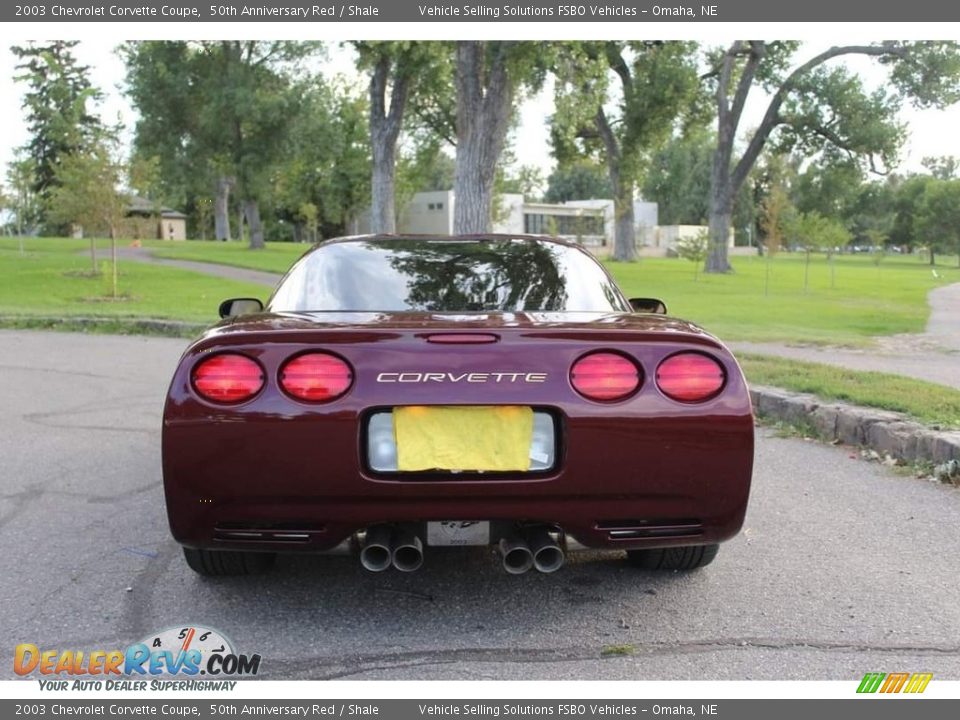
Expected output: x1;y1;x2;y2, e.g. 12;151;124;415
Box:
268;238;629;313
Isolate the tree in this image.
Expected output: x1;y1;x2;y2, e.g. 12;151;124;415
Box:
890;174;933;255
354;42;450;233
758;159;793;296
675;230;710;281
47;134;126;297
784;210;852;291
643;131;714;225
704;40;960;273
5;153;41;254
552;41;703;261
453;42;550;234
271;80;370;240
496;147;544;200
11;41;104;232
791;152;863;222
921;155;960;180
123;41;320;248
915;179;960;267
544;161;611;203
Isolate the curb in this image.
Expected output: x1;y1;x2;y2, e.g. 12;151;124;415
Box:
0;315;206;338
750;385;960;468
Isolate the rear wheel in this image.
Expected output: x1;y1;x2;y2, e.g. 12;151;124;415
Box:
626;544;719;571
182;547;276;576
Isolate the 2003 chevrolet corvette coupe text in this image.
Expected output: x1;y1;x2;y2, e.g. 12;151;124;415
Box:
162;235;754;576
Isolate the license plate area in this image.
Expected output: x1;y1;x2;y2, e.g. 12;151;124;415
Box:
427;521;490;546
365;407;558;475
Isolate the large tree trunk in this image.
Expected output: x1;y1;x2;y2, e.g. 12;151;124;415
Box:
611;176;637;262
370;141;397;234
706;190;734;273
453;42;514;234
214;176;233;242
596;107;636;261
368;53;412;234
244;199;264;249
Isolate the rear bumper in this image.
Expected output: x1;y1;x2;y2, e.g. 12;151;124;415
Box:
162;414;754;553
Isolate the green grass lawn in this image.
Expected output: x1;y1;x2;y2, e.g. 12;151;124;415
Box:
145;238;960;345
609;252;960;345
740;353;960;429
146;239;306;274
0;237;268;324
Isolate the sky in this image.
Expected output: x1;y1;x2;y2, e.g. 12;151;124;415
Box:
4;36;960;197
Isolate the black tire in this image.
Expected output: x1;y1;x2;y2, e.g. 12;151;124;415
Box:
626;544;719;571
182;547;276;576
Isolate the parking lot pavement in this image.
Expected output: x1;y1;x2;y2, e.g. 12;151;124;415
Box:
2;330;959;681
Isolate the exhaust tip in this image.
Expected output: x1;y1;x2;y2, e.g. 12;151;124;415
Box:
528;528;565;573
499;537;534;575
360;525;393;572
392;531;424;572
533;545;565;573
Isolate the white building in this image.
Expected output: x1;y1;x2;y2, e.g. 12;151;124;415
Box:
354;190;735;256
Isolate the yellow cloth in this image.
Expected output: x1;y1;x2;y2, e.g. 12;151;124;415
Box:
394;406;533;472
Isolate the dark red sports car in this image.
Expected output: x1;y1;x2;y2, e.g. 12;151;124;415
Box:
162;235;754;576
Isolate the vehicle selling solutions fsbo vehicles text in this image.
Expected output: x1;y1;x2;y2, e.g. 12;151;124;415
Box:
417;5;640;18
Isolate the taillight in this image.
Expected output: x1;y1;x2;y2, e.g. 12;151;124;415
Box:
570;351;641;401
656;352;726;402
191;354;264;404
279;352;353;402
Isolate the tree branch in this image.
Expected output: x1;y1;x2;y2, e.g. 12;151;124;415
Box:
728;41;765;131
730;43;908;193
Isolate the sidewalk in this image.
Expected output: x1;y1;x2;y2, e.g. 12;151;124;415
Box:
730;282;960;391
115;246;283;288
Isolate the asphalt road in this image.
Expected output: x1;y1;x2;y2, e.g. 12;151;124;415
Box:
2;330;959;681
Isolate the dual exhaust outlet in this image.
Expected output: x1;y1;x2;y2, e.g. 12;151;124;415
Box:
360;526;424;573
498;529;565;574
359;525;564;574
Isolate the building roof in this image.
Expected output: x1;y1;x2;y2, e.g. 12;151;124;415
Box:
126;195;187;219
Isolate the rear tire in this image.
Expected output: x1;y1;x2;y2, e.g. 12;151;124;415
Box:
182;547;276;576
626;544;719;571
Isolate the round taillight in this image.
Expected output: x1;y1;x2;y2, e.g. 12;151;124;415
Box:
570;351;641;401
191;354;264;404
656;352;726;402
279;352;353;402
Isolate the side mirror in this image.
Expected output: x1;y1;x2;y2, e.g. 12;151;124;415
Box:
219;297;264;319
629;297;667;314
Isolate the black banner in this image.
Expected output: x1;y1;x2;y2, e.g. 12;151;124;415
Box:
4;0;960;23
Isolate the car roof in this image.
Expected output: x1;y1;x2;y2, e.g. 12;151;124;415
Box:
316;233;589;251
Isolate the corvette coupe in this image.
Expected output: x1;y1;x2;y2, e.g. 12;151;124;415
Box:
162;235;754;576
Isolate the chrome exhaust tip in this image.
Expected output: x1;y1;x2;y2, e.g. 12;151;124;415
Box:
391;531;424;572
359;525;393;572
528;529;565;573
498;536;534;575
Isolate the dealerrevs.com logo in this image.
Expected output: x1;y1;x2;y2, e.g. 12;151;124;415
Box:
15;626;260;690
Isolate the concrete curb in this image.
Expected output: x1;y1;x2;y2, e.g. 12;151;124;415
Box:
0;315;205;338
750;385;960;466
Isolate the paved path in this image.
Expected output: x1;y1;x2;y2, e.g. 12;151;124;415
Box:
730;281;960;390
116;246;283;288
2;330;959;680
